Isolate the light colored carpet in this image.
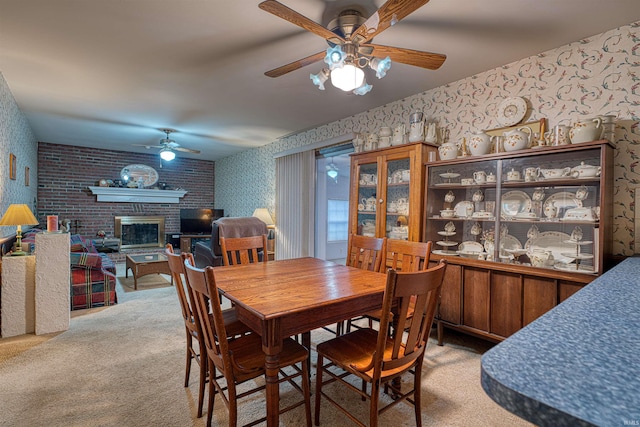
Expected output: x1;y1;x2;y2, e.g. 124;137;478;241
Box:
0;267;531;427
118;273;173;293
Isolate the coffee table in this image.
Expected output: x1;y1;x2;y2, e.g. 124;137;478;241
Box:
125;253;172;290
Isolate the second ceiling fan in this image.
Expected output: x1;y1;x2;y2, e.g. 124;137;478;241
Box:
259;0;446;94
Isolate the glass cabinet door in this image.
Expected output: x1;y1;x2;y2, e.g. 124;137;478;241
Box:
355;160;379;237
425;159;498;258
499;148;602;274
384;157;411;240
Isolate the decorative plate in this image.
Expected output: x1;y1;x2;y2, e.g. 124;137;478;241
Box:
525;231;575;264
497;96;528;126
501;191;532;218
121;164;159;188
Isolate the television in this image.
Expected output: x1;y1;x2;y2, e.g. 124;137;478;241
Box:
180;208;224;235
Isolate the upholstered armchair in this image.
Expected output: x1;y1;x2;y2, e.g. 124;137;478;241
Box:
193;217;267;268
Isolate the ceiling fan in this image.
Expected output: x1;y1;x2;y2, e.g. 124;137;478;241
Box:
134;129;201;161
259;0;446;94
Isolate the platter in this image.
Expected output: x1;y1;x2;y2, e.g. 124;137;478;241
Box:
501;190;532;218
454;201;474;218
500;234;522;251
439;172;461;179
497;96;528;127
432;249;459;256
436;240;459;247
525;231;575;264
543;192;582;217
458;241;484;252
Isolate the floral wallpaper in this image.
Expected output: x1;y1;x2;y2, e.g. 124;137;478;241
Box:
0;73;39;238
214;21;635;256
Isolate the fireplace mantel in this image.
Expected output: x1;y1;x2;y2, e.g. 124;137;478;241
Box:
88;186;187;203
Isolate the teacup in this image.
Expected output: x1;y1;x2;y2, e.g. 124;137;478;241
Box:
444;191;456;203
472;190;484;202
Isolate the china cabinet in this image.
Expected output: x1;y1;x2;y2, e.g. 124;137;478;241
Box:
349;142;437;241
426;140;614;343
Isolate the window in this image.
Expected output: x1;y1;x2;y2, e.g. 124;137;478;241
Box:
327;199;349;242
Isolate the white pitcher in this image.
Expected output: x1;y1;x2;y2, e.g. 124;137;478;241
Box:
408;111;425;143
425;123;437;143
392;124;406;146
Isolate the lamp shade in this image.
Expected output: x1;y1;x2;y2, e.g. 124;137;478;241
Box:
331;64;364;92
0;204;39;227
252;208;274;227
160;148;176;161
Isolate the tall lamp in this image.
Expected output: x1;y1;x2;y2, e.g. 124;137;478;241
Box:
0;204;39;256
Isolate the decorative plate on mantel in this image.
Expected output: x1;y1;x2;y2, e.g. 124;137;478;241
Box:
121;164;158;187
496;96;528;127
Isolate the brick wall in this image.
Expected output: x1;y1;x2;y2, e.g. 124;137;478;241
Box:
37;142;215;239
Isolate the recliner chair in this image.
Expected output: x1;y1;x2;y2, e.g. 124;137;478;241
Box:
193;217;268;268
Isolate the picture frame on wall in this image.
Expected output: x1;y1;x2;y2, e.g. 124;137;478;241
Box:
9;153;16;180
25;166;30;186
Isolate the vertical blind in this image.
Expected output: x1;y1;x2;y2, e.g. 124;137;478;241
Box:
275;150;316;259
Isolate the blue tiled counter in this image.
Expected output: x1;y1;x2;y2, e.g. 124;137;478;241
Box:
481;257;640;426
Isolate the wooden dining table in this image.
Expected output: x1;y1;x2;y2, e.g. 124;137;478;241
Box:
213;257;388;427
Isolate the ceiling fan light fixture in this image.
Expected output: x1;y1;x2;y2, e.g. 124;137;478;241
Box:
353;79;372;96
160;148;176;161
324;45;346;69
310;68;330;90
331;63;364;92
370;56;392;79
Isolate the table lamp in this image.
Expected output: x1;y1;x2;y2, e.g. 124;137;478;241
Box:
253;208;275;251
0;204;39;256
252;208;275;229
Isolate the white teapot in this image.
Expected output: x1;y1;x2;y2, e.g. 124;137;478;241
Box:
467;131;493;156
570;118;603;144
529;249;554;268
503;127;532;152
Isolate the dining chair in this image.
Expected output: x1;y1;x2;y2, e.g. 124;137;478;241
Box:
183;256;312;427
335;234;386;336
220;234;268;266
165;245;250;418
314;260;448;427
347;240;433;333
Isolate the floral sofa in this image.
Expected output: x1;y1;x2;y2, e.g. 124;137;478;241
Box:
22;230;118;310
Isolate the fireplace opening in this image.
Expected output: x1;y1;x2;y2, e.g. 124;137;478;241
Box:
115;216;165;249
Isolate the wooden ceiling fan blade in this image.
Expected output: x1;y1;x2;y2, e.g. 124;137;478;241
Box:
132;144;163;149
265;51;326;77
364;44;446;70
352;0;431;44
259;0;344;45
174;147;201;154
